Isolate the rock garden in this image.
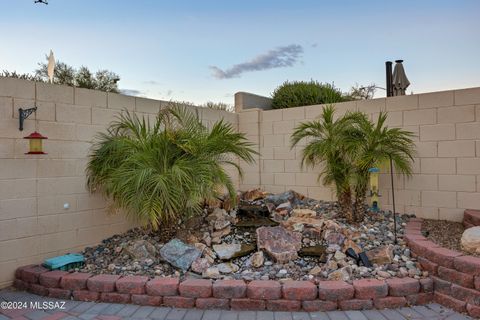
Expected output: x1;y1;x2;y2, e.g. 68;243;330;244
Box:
79;189;426;284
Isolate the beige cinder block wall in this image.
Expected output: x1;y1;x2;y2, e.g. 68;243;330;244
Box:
0;78;238;288
238;87;480;223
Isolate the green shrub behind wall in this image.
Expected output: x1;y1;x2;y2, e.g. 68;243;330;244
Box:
271;80;348;109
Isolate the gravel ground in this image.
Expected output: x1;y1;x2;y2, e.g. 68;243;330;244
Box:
422;219;477;255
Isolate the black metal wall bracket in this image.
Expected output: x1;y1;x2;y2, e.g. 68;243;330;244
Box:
18;107;37;131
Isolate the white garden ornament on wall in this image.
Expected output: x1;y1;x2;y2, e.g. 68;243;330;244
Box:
47;50;55;83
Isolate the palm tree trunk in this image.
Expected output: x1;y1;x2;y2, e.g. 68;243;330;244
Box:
338;190;354;223
353;191;367;222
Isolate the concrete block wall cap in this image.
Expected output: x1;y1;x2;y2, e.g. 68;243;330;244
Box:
60;272;92;290
424;247;464;269
386;277;420;296
454;256;480;276
247;280;282;300
282;280;317;300
437;266;474;288
179;278;213;298
318;280;354;301
115;275;149;294
212;280;247;298
21;265;49;284
39;270;69;288
87;274;121;292
146;277;179;296
353;279;389;299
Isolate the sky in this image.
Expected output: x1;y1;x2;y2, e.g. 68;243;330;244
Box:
0;0;479;105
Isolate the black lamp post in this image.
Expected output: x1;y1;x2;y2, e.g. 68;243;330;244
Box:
386;60;399;244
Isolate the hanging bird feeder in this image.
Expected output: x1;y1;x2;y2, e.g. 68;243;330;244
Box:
24;131;48;154
368;167;380;212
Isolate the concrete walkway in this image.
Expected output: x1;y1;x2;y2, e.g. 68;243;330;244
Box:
0;289;472;320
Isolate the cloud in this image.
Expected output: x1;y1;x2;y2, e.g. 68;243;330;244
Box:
210;44;303;79
119;89;145;97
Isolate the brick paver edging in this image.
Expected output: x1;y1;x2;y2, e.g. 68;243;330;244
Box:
13;265;433;312
405;218;480;318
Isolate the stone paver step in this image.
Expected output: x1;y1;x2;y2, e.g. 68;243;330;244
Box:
0;289;473;320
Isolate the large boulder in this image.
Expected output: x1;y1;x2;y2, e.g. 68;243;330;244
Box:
125;240;156;260
160;239;201;271
256;226;302;263
461;226;480;254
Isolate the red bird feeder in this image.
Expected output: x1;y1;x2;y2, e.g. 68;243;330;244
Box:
24;131;48;154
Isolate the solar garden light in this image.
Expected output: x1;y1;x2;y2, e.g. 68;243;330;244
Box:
368;167;380;212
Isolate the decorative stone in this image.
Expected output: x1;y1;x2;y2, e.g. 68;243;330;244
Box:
327;266;351;281
160;239;202;271
191;258;211;274
299;245;327;260
281;216;324;233
214;220;231;231
251;251;264;268
309;266;322;276
211;226;231;239
217;262;240;274
366;245;394;265
291;208;317;218
213;243;256;260
203;267;222;279
461;226;480;254
343;239;362;254
242;189;267;202
377;271;391;279
265;190;305;206
325;232;346;252
256;226;302;263
236;217;278;228
125;240;156;260
334;251;346;261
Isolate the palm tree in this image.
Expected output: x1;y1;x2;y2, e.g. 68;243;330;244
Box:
347;112;416;222
291;106;364;222
86;103;257;229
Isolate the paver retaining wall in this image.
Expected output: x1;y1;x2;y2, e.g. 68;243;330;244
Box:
405;218;480;318
13;266;431;312
12;216;480;316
